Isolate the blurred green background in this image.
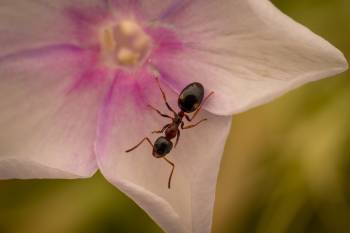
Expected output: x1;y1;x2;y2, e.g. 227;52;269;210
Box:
1;1;349;233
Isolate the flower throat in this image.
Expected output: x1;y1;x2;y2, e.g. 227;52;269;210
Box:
100;20;151;69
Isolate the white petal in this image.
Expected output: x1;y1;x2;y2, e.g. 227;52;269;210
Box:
96;75;232;233
0;47;105;179
151;0;348;115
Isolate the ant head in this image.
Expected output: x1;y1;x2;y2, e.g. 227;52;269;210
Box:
153;137;173;158
178;82;204;113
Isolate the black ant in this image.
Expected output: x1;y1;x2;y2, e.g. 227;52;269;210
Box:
125;78;213;189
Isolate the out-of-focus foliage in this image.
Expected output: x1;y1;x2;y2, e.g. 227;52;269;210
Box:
215;1;350;233
0;1;349;233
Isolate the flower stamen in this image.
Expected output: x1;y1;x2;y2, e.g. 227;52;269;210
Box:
100;20;151;69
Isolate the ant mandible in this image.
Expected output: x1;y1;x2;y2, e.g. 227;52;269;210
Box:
125;78;214;189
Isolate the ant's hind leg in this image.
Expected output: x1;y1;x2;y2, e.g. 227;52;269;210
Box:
125;137;153;153
163;157;175;189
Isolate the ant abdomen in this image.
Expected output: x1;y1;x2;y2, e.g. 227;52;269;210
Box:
178;82;204;113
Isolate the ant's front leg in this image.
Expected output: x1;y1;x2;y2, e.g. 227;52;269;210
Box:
181;119;207;130
147;104;173;119
125;137;153;153
152;124;170;134
186;91;214;122
155;77;177;116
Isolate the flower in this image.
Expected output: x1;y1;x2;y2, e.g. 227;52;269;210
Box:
0;1;347;233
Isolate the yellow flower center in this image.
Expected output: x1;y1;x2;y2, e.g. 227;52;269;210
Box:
99;20;151;69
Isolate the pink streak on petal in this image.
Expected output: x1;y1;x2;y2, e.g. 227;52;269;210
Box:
145;26;185;92
65;7;106;24
95;74;118;158
152;65;184;95
147;27;184;57
66;68;109;95
95;69;156;160
63;5;111;46
158;0;189;20
0;46;103;178
65;48;109;95
109;0;141;13
0;44;83;65
109;0;140;9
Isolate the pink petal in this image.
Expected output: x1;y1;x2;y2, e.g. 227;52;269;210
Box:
96;74;232;233
151;0;348;115
138;0;174;20
0;47;106;179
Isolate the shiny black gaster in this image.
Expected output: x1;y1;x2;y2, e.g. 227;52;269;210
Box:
178;83;204;113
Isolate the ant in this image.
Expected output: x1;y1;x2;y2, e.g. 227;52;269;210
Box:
125;78;213;189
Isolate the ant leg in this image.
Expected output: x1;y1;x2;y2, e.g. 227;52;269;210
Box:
175;129;180;148
163;157;175;189
152;124;170;134
155;77;177;115
181;118;208;130
184;114;192;122
186;91;214;122
147;104;172;119
125;137;153;153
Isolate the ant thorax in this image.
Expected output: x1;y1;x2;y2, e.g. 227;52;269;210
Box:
165;125;178;140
